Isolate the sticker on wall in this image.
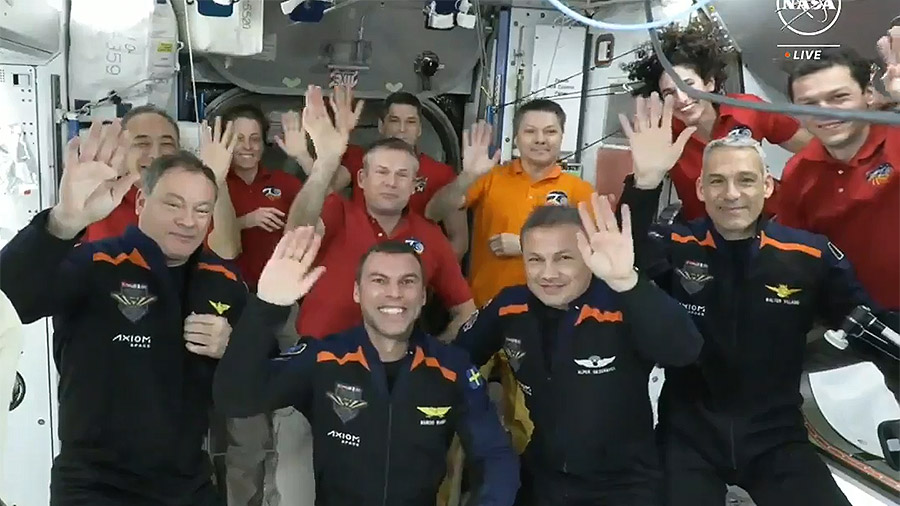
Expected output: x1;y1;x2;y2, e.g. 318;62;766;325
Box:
329;68;359;89
282;77;303;88
385;82;404;93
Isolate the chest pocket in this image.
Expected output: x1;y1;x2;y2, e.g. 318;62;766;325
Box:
570;307;629;379
401;372;458;461
668;247;717;320
188;262;244;324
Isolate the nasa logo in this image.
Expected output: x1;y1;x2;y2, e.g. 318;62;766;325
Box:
775;0;841;37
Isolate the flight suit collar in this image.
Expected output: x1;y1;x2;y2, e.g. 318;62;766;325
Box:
121;225;206;275
509;158;562;181
347;324;431;396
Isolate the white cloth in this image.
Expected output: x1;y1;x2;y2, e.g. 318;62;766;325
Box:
183;0;265;56
68;0;178;109
0;290;24;489
809;362;900;458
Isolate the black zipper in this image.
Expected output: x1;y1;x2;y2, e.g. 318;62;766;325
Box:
381;404;393;506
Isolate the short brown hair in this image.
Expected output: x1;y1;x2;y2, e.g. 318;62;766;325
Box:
520;205;582;238
356;240;424;283
513;99;566;134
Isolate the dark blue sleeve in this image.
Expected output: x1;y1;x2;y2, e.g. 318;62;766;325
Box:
213;295;318;417
453;356;520;506
618;175;674;289
816;238;898;393
614;276;703;367
817;239;880;327
452;296;505;367
0;209;91;323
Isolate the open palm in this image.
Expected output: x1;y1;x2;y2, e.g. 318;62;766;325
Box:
257;226;327;306
56;120;139;231
576;193;635;283
877;30;900;101
302;85;349;161
618;93;695;189
199;116;237;180
462;120;500;176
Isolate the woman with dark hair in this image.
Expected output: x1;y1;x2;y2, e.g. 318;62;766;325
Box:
622;19;813;221
216;103;308;506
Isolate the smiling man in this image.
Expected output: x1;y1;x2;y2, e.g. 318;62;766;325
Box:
453;201;702;506
623;19;812;221
286;85;475;343
296;91;469;260
0;122;247;505
213;232;519;506
425;99;595;454
778;44;900;312
618;96;894;506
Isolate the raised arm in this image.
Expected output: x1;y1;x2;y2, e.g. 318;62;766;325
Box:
286;85;362;232
275;109;353;193
577;193;702;366
200;116;242;259
1;120;138;322
616;93;693;283
425;121;499;222
213;226;327;416
877;27;900;103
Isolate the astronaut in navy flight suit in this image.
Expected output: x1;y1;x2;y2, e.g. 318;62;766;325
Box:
0;120;246;506
617;94;896;506
454;199;703;506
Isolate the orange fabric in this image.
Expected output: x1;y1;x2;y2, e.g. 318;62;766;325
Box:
574;306;623;326
410;346;457;382
758;231;821;258
464;160;595;305
92;249;150;270
316;346;371;370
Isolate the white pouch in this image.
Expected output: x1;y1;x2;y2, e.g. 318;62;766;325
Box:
68;0;178;110
183;0;265;57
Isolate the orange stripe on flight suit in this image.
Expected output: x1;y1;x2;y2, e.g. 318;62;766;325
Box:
759;231;821;258
671;230;717;248
498;304;528;316
92;249;150;270
410;346;458;382
197;262;238;281
316;346;371;370
575;305;624;326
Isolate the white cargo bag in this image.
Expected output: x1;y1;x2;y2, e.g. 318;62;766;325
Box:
183;0;265;57
68;0;179;109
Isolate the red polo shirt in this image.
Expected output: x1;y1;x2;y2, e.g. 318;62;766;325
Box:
296;195;472;338
228;167;302;289
83;187;139;242
341;144;457;215
671;93;800;221
778;125;900;310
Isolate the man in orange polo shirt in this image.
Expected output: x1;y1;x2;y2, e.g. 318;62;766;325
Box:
425;98;594;452
81;106;241;259
622;19;812;220
282;91;469;259
778;43;900;311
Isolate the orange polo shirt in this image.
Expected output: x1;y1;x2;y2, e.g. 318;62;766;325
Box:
464;159;595;305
